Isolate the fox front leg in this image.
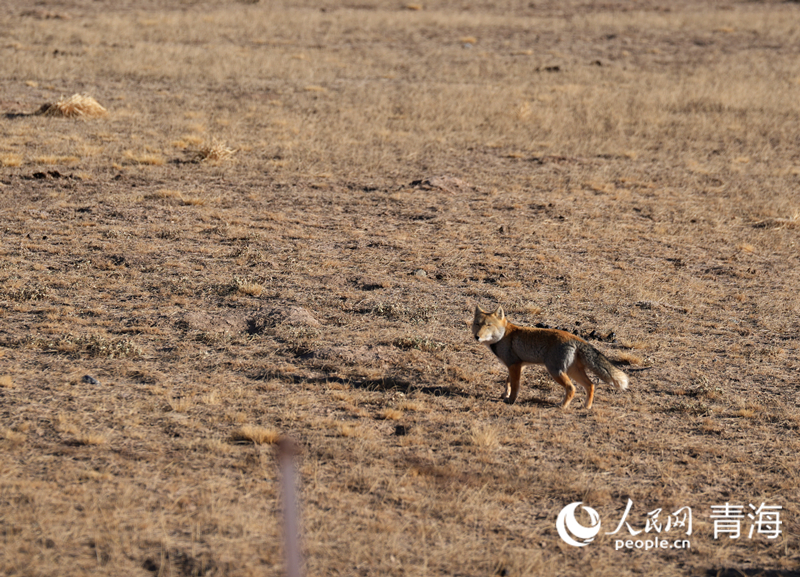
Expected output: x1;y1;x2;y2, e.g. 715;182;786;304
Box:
503;364;522;404
502;374;512;401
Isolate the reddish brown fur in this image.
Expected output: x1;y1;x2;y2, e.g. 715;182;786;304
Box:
472;306;628;409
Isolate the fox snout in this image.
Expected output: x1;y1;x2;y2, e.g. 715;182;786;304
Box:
474;326;503;344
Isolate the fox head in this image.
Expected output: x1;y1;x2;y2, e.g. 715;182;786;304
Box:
471;305;507;345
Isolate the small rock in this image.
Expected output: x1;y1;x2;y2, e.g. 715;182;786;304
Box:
81;375;100;385
414;269;427;278
409;175;472;195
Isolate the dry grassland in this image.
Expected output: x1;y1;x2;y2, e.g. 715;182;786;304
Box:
1;1;800;576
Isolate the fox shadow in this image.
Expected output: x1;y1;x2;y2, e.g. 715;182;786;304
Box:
251;368;470;398
512;396;558;408
349;376;470;398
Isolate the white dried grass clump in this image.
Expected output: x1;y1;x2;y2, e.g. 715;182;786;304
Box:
197;140;236;162
37;94;107;119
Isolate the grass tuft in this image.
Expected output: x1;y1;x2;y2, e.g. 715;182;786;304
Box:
124;150;165;166
37;94;107;119
235;278;264;297
197;139;236;162
393;336;446;352
0;153;23;167
230;425;280;445
469;424;500;449
379;408;403;421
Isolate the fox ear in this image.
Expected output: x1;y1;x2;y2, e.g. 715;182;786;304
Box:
495;306;505;320
474;305;485;316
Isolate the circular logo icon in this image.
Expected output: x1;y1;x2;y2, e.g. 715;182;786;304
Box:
556;502;602;547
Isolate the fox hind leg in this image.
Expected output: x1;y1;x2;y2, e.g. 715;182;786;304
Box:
568;364;595;409
548;370;576;409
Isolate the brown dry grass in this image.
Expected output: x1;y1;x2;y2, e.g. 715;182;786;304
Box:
197;139;236;163
37;94;107;119
1;1;800;576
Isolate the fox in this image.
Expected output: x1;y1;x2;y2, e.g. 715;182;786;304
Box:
471;305;629;409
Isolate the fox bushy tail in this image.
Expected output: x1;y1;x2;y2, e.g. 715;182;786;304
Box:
577;342;629;390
